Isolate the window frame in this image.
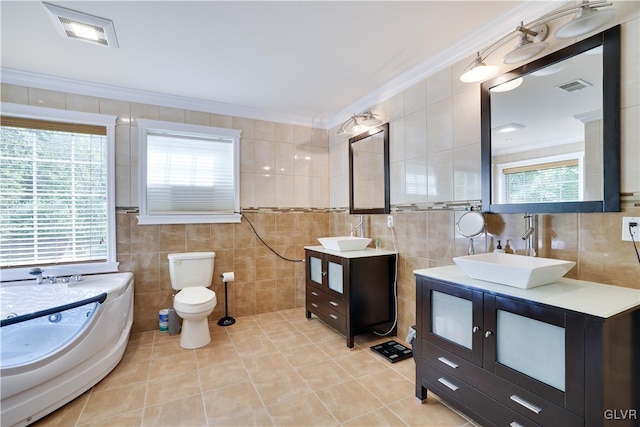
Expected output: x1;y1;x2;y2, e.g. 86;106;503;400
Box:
0;102;118;281
137;119;241;225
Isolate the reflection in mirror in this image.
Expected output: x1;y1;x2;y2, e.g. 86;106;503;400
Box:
481;25;620;214
490;46;603;205
349;123;390;214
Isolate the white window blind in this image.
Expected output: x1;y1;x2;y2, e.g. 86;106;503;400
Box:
504;159;580;204
0;117;108;268
137;120;241;225
147;133;234;214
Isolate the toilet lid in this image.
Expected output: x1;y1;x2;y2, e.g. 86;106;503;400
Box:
175;287;215;304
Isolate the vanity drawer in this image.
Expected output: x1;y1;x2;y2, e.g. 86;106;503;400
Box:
424;363;541;427
423;341;480;387
307;287;345;314
480;373;583;427
306;288;346;334
321;308;346;334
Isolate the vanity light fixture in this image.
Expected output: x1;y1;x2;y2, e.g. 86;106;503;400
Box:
555;1;616;39
460;52;500;83
459;0;613;83
337;110;382;136
502;23;549;65
43;2;119;48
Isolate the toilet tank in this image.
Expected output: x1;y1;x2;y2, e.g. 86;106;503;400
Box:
167;252;215;290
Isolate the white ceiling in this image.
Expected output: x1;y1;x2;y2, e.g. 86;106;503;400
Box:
1;1;563;128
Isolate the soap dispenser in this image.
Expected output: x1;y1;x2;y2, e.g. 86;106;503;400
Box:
494;240;505;253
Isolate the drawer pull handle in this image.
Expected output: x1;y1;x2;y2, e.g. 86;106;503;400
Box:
437;356;459;369
510;395;542;414
329;314;338;320
311;291;319;296
485;330;493;338
311;303;318;308
472;326;480;333
329;301;339;306
437;377;459;392
510;423;525;427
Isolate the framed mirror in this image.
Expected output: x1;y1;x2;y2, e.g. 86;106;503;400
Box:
349;123;390;214
481;25;620;214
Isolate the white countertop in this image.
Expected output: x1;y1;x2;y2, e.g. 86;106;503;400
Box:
414;265;640;319
305;246;397;258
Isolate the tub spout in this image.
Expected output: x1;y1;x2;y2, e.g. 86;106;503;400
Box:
29;267;44;285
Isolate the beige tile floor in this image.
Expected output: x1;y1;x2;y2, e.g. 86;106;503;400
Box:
32;308;475;427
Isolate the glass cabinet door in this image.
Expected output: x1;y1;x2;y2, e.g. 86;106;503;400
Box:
424;280;484;365
327;260;343;294
431;290;472;349
483;295;585;411
309;255;322;286
496;309;565;391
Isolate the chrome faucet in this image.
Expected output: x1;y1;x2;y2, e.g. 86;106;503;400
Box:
355;215;365;238
521;214;537;257
29;267;44;284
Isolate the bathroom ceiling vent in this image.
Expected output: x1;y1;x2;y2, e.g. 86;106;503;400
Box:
43;2;119;48
555;78;592;93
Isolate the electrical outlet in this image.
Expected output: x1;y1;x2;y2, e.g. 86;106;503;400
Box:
621;217;639;241
386;215;394;228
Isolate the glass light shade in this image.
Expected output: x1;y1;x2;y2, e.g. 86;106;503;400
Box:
460;62;499;83
503;41;548;64
362;117;382;126
555;7;616;39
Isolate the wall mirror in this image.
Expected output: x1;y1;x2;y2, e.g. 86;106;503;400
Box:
481;25;620;214
349;123;390;214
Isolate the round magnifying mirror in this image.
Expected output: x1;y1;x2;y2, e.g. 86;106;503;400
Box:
457;211;485;255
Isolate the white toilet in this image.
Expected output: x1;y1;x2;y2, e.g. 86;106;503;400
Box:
168;252;217;349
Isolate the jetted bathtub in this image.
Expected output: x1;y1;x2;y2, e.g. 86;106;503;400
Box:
0;272;134;427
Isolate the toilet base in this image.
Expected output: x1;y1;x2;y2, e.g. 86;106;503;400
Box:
179;318;211;349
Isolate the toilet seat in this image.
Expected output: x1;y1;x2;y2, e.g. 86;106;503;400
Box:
174;287;216;314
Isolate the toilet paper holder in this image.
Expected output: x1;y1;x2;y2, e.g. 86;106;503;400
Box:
217;272;235;327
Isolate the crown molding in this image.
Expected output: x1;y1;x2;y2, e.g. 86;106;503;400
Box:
327;1;563;129
0;68;320;128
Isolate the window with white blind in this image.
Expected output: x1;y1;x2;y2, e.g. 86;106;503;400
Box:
0;103;117;281
501;158;582;204
137;120;241;224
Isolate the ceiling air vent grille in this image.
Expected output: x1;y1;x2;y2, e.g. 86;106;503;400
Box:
555;79;592;93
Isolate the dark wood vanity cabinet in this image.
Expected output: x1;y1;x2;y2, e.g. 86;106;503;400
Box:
305;248;396;348
415;273;639;427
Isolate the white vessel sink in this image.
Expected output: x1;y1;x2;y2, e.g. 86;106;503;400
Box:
317;236;372;252
453;253;576;289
